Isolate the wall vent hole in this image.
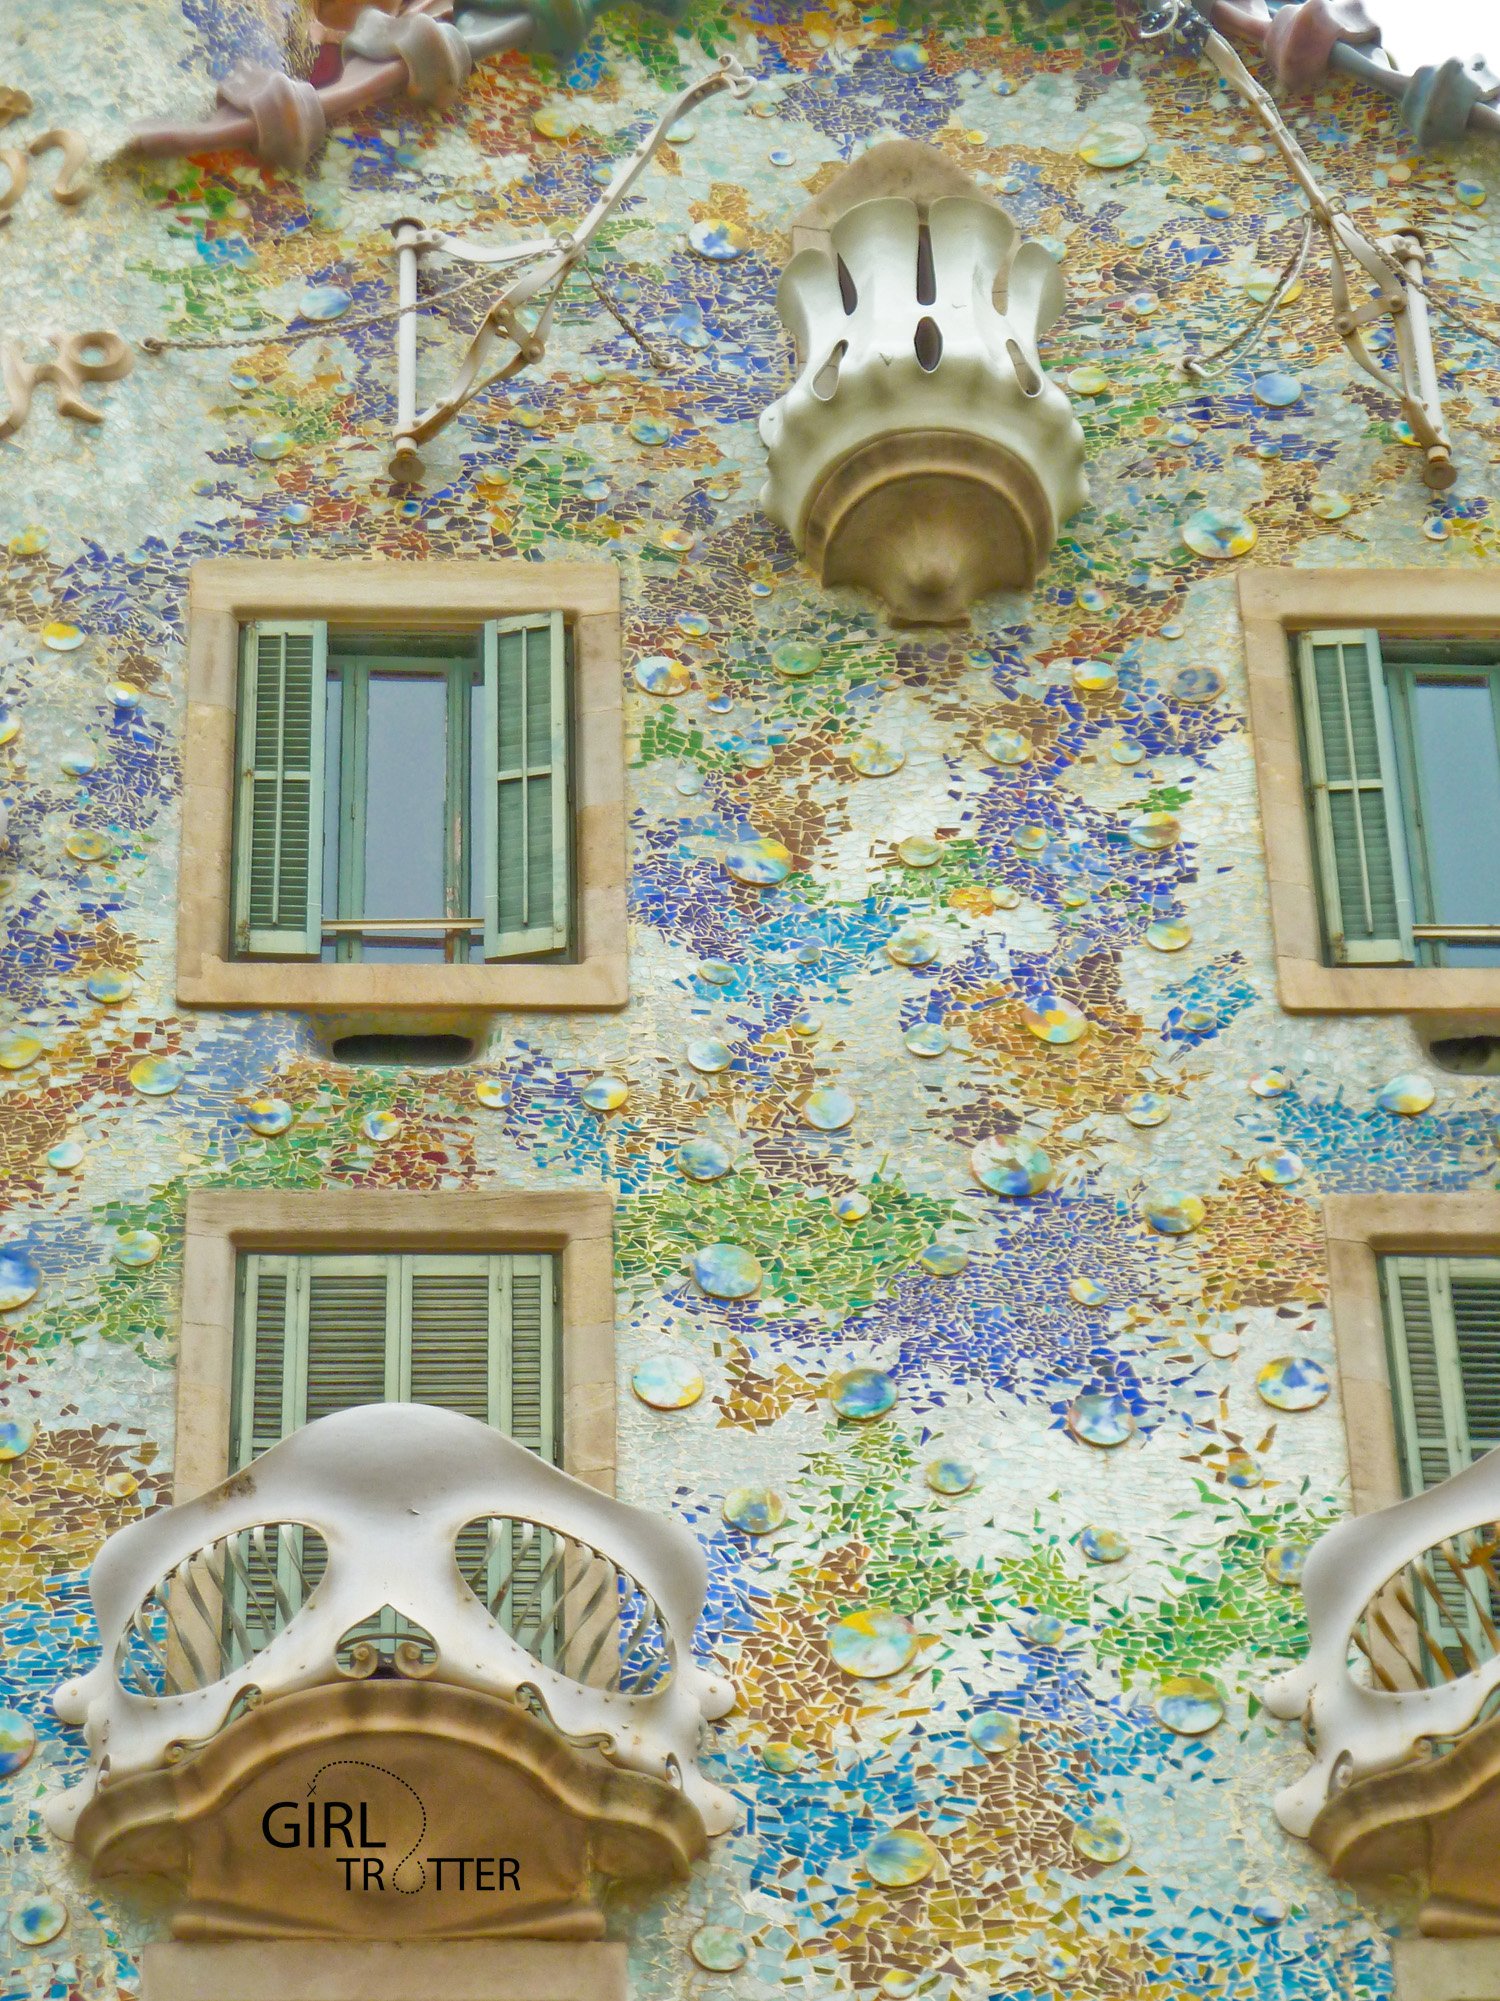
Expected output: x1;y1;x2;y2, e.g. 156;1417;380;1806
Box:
915;222;936;306
1428;1035;1500;1075
836;255;858;315
914;317;943;372
330;1034;477;1068
1005;338;1041;396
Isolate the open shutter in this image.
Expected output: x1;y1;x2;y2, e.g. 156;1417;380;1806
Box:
231;1256;313;1652
1296;630;1414;965
232;620;327;958
481;614;571;961
1384;1257;1500;1669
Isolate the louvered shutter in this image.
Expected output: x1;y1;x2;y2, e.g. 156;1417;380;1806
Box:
481;614;571;961
232;621;327;958
1296;631;1414;965
1383;1257;1500;1666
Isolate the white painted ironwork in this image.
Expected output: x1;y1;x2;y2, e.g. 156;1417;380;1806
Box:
1263;1446;1500;1836
46;1403;736;1840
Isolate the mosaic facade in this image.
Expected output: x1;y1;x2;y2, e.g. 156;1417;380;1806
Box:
1;0;1498;1994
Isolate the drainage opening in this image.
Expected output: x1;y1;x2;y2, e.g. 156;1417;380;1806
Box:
1428;1035;1500;1075
330;1033;477;1068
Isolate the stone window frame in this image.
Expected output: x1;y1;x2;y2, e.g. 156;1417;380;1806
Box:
177;558;627;1012
1239;566;1500;1018
176;1187;616;1502
1323;1193;1500;1516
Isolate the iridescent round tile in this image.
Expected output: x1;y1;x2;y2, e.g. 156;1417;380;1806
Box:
1251;1895;1290;1925
848;737;905;777
925;1456;975;1496
579;1075;628;1112
1067;1392;1135;1448
827;1606;916;1677
688;218;750;260
896;834;943;868
771;640;822;679
692;1243;762;1299
1109;736;1145;766
828;1366;897;1421
1072;1813;1130;1863
0;1416;35;1459
1128;811;1180;851
251;431;295;462
633;653;691;697
129;1055;185;1096
474;1077;512;1109
968;1712;1020;1755
41;620;85;651
0;1034;43;1070
532;104;580;138
919;1242;968;1276
1165;662;1226;708
0;703;19;748
1078;120;1148;168
1022;994;1088;1045
1145;920;1192;953
0;1251;39;1312
109;683;142;712
631;1353;704;1410
9;1894;67;1947
802;1087;855;1131
1068;364;1111;396
690;1925;747;1971
1071;658;1117;696
60;744;97;776
1264;1540;1307;1587
993;886;1021;909
628;416;675;446
1080;1525;1130;1564
113;1229;161;1268
863;1829;940;1887
104;1469;138;1498
985;728;1031;765
1309;490;1352;521
239;1096;294;1136
724;837;792;886
1154;1675;1225;1736
1139;1188;1204;1234
1024;1612;1078;1649
723;1487;786;1535
886;926;938;968
1015;825;1050;854
0;1708;36;1775
658;527;696;553
1456;177;1487;208
762;1741;804;1772
1256;1355;1330;1411
687;1038;734;1073
904;1023;948;1058
1123;1093;1171;1129
1181;506;1258;560
85;970;133;1004
1253;371;1302;408
696;959;736;986
299;283;351;321
971;1137;1051;1197
678;1138;733;1182
362;1109;401;1143
1069;1274;1111;1307
46;1140;83;1172
1225;1448;1263;1488
1255;1148;1303;1187
1249;1068;1292;1098
833;1191;871;1222
1378;1072;1435;1115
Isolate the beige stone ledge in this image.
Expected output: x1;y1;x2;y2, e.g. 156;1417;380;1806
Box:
1393;1937;1500;2001
141;1938;627;2001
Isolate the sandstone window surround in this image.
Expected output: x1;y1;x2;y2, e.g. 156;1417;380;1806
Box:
177;559;626;1011
1240;566;1500;1017
1322;1193;1500;1518
176;1187;616;1503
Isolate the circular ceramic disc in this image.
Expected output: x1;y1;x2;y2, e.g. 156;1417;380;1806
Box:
827;1607;916;1678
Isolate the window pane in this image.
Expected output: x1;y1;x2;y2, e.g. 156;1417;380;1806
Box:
362;673;447;962
1410;677;1500;965
321;671;342;963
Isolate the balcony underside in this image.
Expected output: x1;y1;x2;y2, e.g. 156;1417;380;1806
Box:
75;1678;707;1942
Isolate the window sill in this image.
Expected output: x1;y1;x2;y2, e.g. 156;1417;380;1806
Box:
176;952;628;1011
1277;954;1500;1019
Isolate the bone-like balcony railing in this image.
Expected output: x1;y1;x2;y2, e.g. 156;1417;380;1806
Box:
1263;1446;1500;1837
46;1404;735;1841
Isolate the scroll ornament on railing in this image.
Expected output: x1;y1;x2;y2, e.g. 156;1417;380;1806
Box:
45;1403;738;1845
122;0;695;171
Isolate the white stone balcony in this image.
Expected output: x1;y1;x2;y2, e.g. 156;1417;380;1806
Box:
46;1404;736;1944
1263;1449;1500;1933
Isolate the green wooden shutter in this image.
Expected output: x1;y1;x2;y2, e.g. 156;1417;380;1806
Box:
1383;1256;1500;1667
232;620;327;958
481;614;571;961
1296;630;1414;965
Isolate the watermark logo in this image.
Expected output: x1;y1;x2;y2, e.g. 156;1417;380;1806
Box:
260;1760;521;1895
